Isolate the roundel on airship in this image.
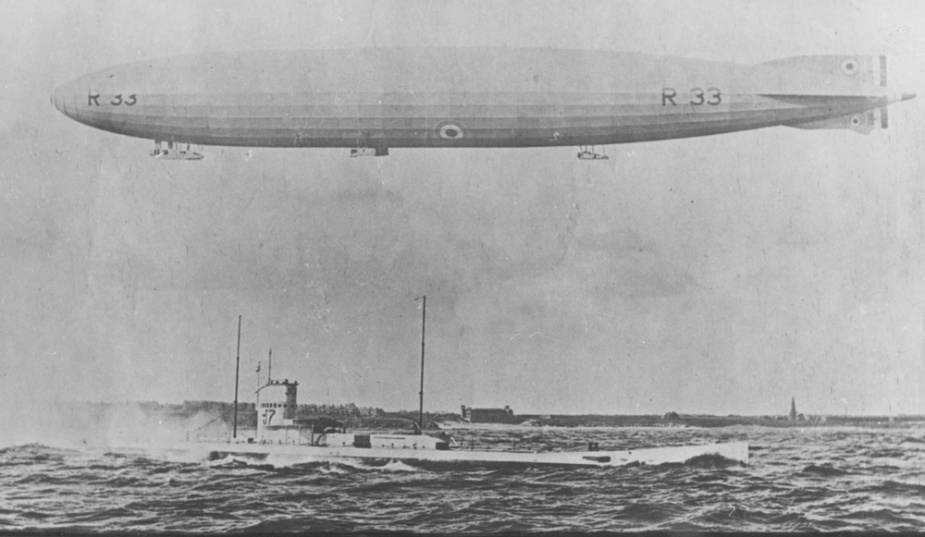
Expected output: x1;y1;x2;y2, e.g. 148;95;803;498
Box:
435;120;467;140
840;58;859;76
849;114;864;127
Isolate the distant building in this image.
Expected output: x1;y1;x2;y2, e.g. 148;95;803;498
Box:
461;405;516;423
790;397;798;421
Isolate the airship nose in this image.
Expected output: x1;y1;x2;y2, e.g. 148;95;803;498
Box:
902;91;917;101
51;81;73;116
51;87;61;112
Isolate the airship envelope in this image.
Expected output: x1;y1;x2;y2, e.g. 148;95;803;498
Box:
51;48;915;159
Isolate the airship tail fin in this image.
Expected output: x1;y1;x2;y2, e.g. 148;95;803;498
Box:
761;54;885;87
878;55;889;129
767;55;890;132
790;110;881;135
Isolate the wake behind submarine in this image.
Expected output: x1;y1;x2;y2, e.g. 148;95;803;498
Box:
51;48;915;160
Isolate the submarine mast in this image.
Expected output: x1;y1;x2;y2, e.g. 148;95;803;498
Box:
418;295;426;435
233;315;242;439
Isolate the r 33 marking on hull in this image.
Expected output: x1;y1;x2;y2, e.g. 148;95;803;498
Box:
662;87;722;106
87;92;137;106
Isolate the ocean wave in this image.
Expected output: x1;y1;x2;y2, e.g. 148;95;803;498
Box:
318;462;352;475
840;507;923;529
614;501;689;523
868;479;925;496
67;507;137;523
0;443;72;455
684;453;746;467
203;454;238;467
799;463;851;477
865;448;908;458
3;428;925;532
379;459;422;473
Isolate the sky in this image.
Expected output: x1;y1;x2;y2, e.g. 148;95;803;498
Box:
1;0;924;420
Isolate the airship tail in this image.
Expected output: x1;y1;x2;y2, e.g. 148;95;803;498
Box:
765;54;891;131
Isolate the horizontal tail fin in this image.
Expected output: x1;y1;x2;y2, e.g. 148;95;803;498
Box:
790;110;881;135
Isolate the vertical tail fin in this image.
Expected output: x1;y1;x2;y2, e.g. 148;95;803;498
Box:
761;55;882;84
879;55;889;128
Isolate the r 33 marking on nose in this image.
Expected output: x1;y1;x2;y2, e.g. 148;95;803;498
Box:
87;92;137;106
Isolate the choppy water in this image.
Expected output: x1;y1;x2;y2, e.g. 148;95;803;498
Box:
2;426;924;532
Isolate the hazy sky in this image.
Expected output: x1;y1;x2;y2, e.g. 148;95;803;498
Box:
1;0;924;419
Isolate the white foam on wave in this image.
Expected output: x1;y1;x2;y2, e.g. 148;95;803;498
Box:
263;452;328;468
91;444;222;466
328;457;372;470
319;463;351;475
154;446;217;465
380;459;420;473
205;454;239;467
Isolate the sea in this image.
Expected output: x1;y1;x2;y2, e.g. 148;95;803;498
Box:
1;425;924;533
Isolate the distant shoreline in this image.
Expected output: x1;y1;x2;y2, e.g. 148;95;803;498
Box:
51;400;925;431
433;415;925;429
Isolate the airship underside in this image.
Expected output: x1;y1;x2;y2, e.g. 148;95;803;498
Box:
51;48;915;158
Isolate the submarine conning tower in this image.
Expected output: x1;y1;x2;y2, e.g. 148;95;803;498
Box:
256;378;298;434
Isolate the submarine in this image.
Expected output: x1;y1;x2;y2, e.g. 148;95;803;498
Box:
190;304;749;469
195;375;749;468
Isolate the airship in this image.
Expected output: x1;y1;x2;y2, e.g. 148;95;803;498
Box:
51;48;915;160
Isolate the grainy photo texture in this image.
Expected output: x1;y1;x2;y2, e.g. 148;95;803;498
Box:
1;0;924;532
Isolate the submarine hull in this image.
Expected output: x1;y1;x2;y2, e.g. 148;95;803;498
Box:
200;440;749;468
